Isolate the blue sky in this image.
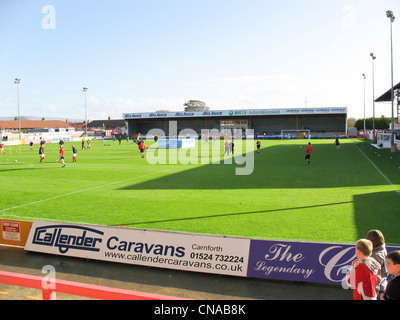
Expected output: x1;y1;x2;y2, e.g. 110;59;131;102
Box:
1;0;400;121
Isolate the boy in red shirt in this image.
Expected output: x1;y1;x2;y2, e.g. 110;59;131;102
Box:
346;239;380;300
305;142;313;165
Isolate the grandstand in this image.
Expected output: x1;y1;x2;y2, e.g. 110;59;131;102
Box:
123;107;348;139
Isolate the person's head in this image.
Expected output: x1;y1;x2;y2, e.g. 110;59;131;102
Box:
355;239;373;259
366;229;385;248
386;251;400;276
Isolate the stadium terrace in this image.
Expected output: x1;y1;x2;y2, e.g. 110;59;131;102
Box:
123;107;348;139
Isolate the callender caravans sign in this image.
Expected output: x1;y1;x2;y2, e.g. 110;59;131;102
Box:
25;221;250;277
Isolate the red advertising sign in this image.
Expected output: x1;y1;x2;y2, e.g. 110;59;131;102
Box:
0;220;32;247
2;221;21;241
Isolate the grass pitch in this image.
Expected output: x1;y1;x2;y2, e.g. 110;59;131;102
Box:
0;138;399;245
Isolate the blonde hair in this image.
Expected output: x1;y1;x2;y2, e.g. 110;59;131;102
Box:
356;239;373;257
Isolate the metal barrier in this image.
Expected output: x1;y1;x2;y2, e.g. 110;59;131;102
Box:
0;270;188;300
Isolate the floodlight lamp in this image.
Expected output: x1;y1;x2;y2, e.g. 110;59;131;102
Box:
387;10;395;22
14;78;20;84
362;74;366;79
83;87;88;92
370;53;376;59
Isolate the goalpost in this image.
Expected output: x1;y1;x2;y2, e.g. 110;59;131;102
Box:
280;129;311;141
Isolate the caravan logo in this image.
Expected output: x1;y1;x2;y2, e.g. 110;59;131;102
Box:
32;225;104;254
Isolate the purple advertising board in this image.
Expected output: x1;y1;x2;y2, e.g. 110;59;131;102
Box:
247;239;400;285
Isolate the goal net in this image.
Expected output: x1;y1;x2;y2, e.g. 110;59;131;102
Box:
280;130;311;141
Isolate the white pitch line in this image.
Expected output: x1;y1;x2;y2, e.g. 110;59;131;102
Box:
0;169;170;214
354;143;400;196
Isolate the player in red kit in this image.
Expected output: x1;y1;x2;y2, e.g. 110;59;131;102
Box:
305;142;313;165
39;145;45;163
138;140;146;158
72;145;77;162
60;145;66;168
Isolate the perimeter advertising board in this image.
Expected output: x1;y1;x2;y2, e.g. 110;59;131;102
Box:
247;239;400;285
123;108;348;120
24;221;400;285
0;220;32;247
25;221;250;277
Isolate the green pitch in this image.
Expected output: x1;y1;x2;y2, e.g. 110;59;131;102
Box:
0;138;399;245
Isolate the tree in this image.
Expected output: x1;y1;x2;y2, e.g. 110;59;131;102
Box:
183;100;209;112
347;117;357;128
354;116;391;130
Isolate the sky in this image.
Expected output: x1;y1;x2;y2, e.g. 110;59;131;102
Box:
1;0;400;121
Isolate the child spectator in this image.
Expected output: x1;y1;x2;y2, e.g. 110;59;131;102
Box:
382;251;400;300
345;239;380;300
367;230;388;300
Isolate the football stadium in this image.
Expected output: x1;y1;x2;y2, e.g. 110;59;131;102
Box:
123;107;348;139
2;1;400;305
1;115;398;245
1;105;399;301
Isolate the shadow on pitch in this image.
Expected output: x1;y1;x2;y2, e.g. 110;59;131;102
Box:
119;141;388;190
113;200;352;227
353;190;400;245
0;165;51;173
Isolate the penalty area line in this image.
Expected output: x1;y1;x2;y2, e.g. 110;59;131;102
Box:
0;169;170;215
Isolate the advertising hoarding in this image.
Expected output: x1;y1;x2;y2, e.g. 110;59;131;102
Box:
247;239;400;284
24;221;400;285
25;221;250;277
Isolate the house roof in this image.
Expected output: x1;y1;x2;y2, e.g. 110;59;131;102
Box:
87;119;126;128
0;120;70;130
